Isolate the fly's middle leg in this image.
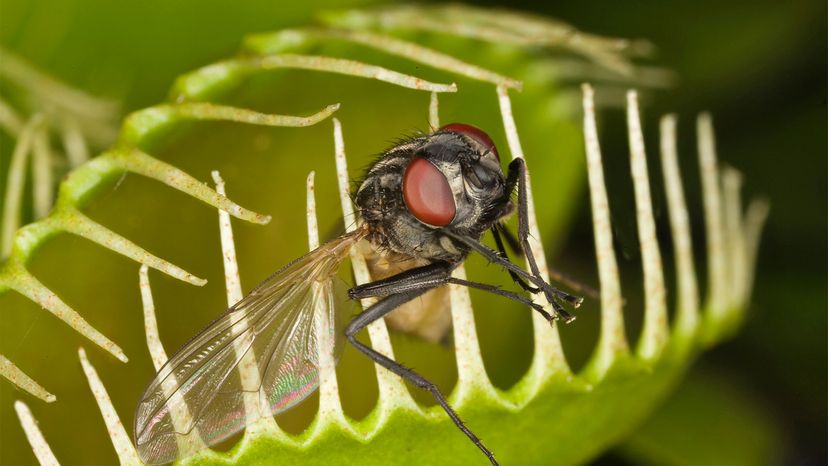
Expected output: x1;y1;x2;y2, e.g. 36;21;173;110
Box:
349;262;555;323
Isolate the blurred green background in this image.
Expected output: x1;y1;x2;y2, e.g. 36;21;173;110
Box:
0;0;825;465
548;1;826;464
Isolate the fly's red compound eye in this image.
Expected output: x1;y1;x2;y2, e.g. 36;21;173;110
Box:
440;123;499;161
403;157;456;227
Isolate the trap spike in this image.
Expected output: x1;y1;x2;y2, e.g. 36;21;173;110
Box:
31;124;54;220
626;90;668;361
496;85;570;382
428;91;498;404
122;103;340;144
332;117;418;415
54;206;207;286
138;265;206;454
742;199;770;307
176;55;456;101
697;113;728;339
59;114;90;168
429;92;440;130
14;401;60;465
581;84;629;381
255;54;457;93
722;166;747;311
78;348;142;465
113;149;271;225
3;264;127;362
305;170;353;432
659;114;700;341
1;355;56;403
212;170;275;426
2;115;44;258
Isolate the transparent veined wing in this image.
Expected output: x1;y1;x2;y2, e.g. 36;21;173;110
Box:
134;232;363;465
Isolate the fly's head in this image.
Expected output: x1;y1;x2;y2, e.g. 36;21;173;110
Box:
356;123;511;262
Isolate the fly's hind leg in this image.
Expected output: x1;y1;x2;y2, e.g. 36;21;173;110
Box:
344;284;499;465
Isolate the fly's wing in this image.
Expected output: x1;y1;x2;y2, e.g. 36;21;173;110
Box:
134;233;360;465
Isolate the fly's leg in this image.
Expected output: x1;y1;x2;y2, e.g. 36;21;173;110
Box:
495;220;600;300
446;276;555;323
345;285;498;465
490;225;540;293
505;158;583;319
349;262;555;323
347;262;451;299
494;222;523;255
442;229;573;316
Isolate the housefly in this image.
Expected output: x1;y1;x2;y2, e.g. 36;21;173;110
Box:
134;123;582;465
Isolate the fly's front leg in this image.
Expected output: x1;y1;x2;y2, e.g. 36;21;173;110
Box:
491;224;540;293
443;230;566;306
506;158;582;320
495;223;600;301
344;280;498;465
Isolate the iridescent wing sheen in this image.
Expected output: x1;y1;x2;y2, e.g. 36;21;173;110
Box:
134;233;360;465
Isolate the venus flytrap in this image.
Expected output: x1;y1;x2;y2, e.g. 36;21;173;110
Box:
15;83;766;465
1;2;651;395
1;5;766;465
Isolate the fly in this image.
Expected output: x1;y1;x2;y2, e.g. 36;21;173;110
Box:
134;123;583;465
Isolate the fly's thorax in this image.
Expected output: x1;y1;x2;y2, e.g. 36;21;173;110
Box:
355;130;512;263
